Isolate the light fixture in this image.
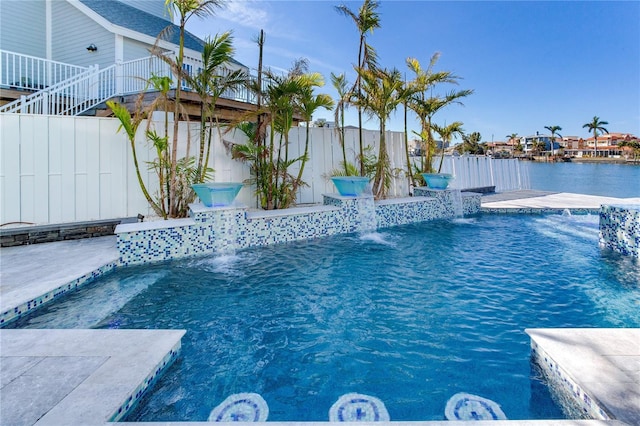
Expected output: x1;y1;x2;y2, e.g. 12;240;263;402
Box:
86;44;97;52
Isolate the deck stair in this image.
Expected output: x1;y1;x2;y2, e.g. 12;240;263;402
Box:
0;52;172;116
1;50;277;122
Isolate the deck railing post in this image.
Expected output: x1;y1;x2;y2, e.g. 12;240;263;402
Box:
42;91;48;115
115;60;123;95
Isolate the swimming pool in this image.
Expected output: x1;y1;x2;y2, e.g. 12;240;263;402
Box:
9;213;640;421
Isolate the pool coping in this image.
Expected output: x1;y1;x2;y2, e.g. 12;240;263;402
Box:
526;328;640;425
0;329;185;425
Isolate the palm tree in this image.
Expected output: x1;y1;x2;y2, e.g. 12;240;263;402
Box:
352;67;406;199
406;54;473;173
582;116;609;158
183;32;248;183
506;133;519;157
163;0;222;216
295;85;334;192
432;121;465;172
335;0;380;176
506;133;518;145
544;125;562;156
331;72;351;175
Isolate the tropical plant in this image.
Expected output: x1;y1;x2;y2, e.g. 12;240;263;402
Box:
402;78;415;189
618;139;640;160
406;54;473;173
161;0;222;216
335;0;380;176
313;118;328;127
544;125;562;155
106;100;162;217
183;32;248;183
456;131;484;155
582;116;609;158
514;141;523;153
229;57;332;210
352;67;406;199
295;83;334;190
331;72;351;175
506;133;518;142
530;139;547;155
432;121;464;172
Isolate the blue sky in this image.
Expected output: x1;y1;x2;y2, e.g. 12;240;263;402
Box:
186;1;640;143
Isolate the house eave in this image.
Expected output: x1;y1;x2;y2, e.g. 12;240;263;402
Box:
66;0;201;58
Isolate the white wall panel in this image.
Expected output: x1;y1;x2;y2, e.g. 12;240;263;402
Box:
0;115;22;224
1;114;525;225
32;116;50;224
18;116;37;223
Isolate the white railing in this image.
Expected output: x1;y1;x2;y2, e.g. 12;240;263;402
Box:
0;50;89;90
119;56;171;94
0;65;117;115
1;51;260;116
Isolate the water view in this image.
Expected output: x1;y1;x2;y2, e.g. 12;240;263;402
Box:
524;162;640;198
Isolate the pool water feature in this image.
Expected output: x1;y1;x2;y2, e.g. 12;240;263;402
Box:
355;196;376;233
451;189;463;218
8;214;639;422
192;183;243;207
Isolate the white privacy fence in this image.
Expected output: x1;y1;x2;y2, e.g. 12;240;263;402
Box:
439;155;531;192
0;114;527;226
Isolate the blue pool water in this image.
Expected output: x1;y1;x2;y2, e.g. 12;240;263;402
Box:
10;214;640;422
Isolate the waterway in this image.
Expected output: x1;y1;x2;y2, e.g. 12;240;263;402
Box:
523;162;640;198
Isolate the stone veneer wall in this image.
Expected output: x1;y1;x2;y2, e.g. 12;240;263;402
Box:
599;204;640;258
116;190;482;266
0;218;136;247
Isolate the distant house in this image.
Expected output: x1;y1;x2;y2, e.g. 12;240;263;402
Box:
0;0;254;121
485;141;514;157
564;133;638;158
520;132;561;154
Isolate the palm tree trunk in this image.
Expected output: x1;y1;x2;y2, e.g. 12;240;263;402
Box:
341;106;348;175
357;36;364;176
373;122;387;199
403;101;413;190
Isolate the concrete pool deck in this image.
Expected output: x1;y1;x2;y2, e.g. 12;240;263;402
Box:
0;191;639;425
481;191;640;212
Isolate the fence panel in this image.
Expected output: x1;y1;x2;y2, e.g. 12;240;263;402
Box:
0;114;528;225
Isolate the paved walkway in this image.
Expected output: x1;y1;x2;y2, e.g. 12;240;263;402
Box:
482;191;640;212
1;329;184;425
0;236;118;317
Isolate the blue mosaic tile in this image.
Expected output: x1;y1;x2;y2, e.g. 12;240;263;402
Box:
108;340;182;422
116;192;482;266
0;262;119;327
598;205;640;258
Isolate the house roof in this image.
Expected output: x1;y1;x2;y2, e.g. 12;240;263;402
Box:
79;0;245;68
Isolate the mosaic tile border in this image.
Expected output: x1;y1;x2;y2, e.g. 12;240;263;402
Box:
481;207;600;215
599;204;640;258
530;340;612;420
109;339;183;422
116;190;480;266
0;261;118;327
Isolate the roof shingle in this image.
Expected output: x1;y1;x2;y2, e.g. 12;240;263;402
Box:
80;0;204;53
